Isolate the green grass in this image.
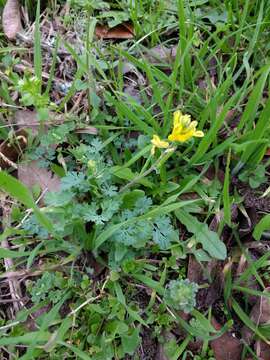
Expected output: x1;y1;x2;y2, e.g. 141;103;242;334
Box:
0;0;270;359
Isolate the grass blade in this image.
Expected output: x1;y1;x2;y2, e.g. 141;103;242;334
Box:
34;0;42;87
223;148;231;226
237;64;270;131
253;214;270;240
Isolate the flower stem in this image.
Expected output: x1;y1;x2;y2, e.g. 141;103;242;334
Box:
120;147;175;193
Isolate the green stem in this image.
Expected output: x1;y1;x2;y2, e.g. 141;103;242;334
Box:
120;147;175;193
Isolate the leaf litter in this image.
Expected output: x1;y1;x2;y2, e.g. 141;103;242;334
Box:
2;0;22;40
17;160;60;194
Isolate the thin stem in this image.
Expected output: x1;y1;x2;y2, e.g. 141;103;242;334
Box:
120;147;175;193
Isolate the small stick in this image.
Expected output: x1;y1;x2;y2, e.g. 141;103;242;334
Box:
0;152;18;169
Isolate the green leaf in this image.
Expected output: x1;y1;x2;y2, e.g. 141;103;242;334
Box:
0;248;31;259
112;166;154;188
253;214;270;240
190;84;238;164
0;171;53;232
132;274;164;295
34;0;42;85
58;341;93;360
114;282;147;326
0;332;50;346
237;64;270;131
175;210;227;260
241;97;270;164
106;93;154;136
93;199;198;251
153;216;179;249
223;148;231;226
121;328;140;355
43;318;72;352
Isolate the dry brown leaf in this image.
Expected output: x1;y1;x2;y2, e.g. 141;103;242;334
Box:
75;127;98;135
95;23;134;39
18;161;61;193
187;255;224;308
2;0;22;40
187;255;204;284
14;110;41;136
211;317;242;360
242;288;270;344
156;331;175;360
144;45;178;65
255;340;270;360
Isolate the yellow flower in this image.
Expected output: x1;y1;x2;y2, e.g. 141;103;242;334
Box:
168;110;204;142
151;135;169;155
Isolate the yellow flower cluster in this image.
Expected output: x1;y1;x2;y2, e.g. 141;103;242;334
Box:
151;110;204;155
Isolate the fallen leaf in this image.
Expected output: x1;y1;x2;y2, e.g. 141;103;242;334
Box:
236;253;259;306
14;110;40;136
2;0;22;40
122;62;146;104
187;255;203;284
156;331;175;360
18;161;61;194
25;304;51;331
242;288;270;344
187;255;224;308
238;206;257;237
144;45;177;65
95;22;134;39
75;127;98;135
255;340;270;360
211;317;242;360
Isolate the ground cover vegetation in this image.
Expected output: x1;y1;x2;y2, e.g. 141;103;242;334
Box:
0;0;270;359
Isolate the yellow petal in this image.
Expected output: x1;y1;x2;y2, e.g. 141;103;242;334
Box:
169;110;204;143
173;110;182;127
194;130;204;137
168;129;195;142
151;134;160;145
189;121;198;129
180;114;191;128
151;135;169;149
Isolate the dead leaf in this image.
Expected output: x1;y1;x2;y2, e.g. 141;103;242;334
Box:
187;256;224;308
238;206;257;237
75;127;98;135
14;110;66;135
14;110;40;136
18;161;60;193
242;288;270;344
121;62;148;104
211;317;242;360
144;45;178;65
95;23;134;39
255;340;270;360
25;304;51;331
156;331;175;360
187;255;204;284
2;0;22;40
